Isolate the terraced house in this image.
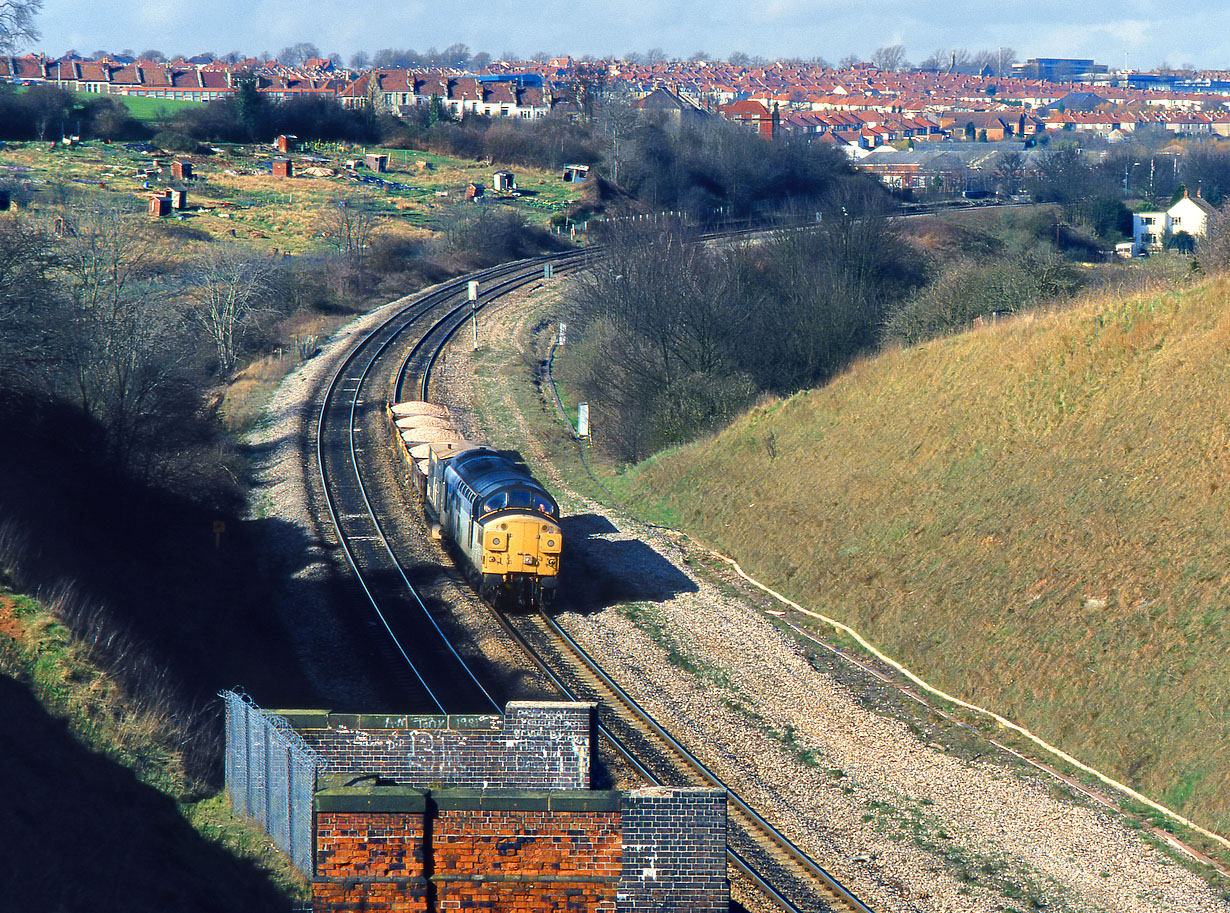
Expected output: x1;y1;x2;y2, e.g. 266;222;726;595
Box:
48;60;238;102
339;71;553;118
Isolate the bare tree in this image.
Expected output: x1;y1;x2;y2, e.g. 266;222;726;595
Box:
993;150;1026;195
1197;202;1230;271
189;244;279;375
0;214;57;390
565;223;753;458
838;54;861;69
644;47;667;65
24;83;71;140
320;198;378;269
349;50;370;69
50;208;193;472
438;42;471;69
870;44;909;72
276;41;320;67
995;46;1017;77
919;48;971;72
0;214;56;320
594;86;638;185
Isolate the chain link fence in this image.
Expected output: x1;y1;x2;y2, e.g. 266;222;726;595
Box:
220;690;320;875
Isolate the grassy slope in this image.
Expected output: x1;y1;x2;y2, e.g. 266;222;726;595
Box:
625;276;1230;834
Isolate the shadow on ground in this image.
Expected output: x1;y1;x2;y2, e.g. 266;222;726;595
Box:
556;513;698;614
0;674;293;912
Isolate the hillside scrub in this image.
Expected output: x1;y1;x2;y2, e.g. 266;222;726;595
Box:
622;275;1230;837
558;186;926;460
885;242;1083;345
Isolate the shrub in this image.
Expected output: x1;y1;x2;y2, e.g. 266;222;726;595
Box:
153;130;209;154
885;246;1083;345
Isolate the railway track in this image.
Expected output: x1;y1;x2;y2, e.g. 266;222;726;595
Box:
487;606;875;913
314;242;875;913
314;252;586;713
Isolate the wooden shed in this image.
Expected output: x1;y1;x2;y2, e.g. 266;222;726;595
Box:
364;153;389;173
171;160;193;181
272;159;294;179
148;195;171;218
493;170;516;192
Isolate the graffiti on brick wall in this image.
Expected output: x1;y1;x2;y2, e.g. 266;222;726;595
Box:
293;701;594;789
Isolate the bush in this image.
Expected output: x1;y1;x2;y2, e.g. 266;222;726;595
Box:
153;130;209;154
1197;201;1230;270
885;246;1083;345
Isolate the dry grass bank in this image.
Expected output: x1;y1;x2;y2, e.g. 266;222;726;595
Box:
627;275;1230;835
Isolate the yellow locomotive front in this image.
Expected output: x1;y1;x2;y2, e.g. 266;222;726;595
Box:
478;513;561;606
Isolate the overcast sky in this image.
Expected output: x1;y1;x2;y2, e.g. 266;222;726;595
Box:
33;0;1230;70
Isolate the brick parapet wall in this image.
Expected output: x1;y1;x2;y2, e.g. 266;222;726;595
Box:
276;701;593;790
315;807;429;913
434;803;621;911
618;786;729;913
313;787;623;913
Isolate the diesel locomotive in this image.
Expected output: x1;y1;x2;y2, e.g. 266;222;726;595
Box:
390;402;561;607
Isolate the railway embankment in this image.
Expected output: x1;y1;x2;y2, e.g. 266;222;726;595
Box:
616;274;1230;849
438;279;1230;912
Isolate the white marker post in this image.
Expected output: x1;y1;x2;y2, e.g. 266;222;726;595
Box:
468;280;479;350
558;322;567;347
578;402;589;439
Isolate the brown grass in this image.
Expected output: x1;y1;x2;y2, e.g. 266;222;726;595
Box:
627;274;1230;836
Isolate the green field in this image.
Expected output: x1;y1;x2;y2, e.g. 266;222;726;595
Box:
96;92;203;122
13;85;205;122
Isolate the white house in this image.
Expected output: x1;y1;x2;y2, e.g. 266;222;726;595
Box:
1130;191;1216;253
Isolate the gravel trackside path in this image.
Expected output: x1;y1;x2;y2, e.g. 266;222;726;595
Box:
244;293;423;709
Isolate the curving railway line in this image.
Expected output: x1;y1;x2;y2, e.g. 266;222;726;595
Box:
312;244;876;913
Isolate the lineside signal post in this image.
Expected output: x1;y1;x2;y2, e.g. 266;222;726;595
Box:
468;280;479;350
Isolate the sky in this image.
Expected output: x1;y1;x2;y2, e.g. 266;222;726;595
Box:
33;0;1230;70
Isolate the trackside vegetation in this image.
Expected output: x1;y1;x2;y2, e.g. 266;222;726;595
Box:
0;589;303;908
618;274;1230;841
